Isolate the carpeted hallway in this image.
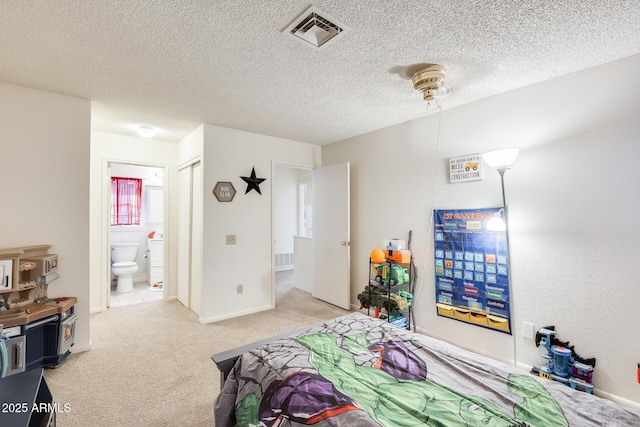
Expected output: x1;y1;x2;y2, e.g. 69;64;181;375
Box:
44;279;350;426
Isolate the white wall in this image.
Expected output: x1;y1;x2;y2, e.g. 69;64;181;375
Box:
293;236;313;293
274;165;298;256
322;54;640;405
199;124;320;323
90;131;178;312
178;125;204;167
0;82;91;351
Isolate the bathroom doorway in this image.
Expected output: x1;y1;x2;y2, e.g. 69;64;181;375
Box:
272;163;313;305
108;162;166;308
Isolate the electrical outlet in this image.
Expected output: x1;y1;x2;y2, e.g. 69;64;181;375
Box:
237;284;243;294
226;234;237;245
522;321;535;339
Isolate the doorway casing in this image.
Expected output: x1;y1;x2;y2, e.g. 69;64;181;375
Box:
176;158;203;315
99;159;170;311
271;160;350;310
271;160;315;307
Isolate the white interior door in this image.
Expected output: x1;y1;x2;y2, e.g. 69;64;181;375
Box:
177;165;193;308
313;162;350;310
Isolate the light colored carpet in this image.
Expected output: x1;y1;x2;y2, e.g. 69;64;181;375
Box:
275;269;294;302
44;285;350;426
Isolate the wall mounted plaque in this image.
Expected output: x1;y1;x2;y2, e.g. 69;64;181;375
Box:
213;181;236;202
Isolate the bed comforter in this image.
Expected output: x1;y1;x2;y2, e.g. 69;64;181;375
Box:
215;312;639;426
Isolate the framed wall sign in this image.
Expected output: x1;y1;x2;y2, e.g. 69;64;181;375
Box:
213;181;236;202
449;153;483;183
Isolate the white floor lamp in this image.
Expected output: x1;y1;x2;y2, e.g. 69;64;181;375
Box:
483;148;519;365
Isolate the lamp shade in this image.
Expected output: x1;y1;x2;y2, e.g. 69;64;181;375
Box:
486;208;507;231
483;148;519;169
486;216;506;231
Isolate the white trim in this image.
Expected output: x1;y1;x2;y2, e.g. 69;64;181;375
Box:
100;158;170;312
70;343;94;354
594;389;640;410
415;326;640;410
271;159;316;309
198;304;274;324
178;155;201;171
416;326;512;365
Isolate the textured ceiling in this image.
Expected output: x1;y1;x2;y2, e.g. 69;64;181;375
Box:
1;1;638;145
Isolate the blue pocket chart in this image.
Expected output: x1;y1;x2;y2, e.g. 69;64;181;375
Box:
433;208;512;334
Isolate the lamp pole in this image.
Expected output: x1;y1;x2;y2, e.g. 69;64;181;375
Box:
498;167;517;367
498;168;507;212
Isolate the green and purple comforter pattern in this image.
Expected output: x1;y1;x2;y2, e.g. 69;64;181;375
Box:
215;313;639;426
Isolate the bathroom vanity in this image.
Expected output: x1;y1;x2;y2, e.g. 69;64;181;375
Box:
147;237;163;286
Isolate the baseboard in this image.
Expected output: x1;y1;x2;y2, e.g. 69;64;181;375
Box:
415;326;640;410
594;389;640;410
519;360;640;409
70;343;94;354
415;326;512;365
198;304;274;324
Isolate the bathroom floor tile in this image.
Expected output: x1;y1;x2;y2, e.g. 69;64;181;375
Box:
110;282;161;307
113;297;144;307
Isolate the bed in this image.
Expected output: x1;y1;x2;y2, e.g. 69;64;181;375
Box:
214;312;640;426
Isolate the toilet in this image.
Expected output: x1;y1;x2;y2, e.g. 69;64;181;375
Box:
111;243;139;293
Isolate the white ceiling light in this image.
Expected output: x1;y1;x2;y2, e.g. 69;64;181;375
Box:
437;85;451;97
283;6;350;50
137;125;155;138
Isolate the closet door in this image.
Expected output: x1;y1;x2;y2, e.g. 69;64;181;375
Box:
177;161;203;315
189;161;203;315
177;165;192;308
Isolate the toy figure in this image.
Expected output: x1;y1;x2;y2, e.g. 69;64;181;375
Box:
531;326;596;393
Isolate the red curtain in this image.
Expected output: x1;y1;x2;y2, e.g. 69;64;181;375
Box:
111;177;142;225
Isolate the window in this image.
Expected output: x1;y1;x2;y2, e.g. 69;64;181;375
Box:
111;177;142;226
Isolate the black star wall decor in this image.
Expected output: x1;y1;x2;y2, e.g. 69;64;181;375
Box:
240;167;266;195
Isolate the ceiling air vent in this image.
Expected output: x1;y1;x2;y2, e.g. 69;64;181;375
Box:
283;6;350;50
